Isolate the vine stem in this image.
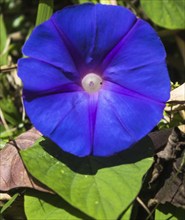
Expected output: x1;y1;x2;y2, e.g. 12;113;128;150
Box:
0;64;17;73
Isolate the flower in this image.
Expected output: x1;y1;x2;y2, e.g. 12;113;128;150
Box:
18;3;170;157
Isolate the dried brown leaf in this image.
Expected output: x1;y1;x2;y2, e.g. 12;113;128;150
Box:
152;127;185;209
0;128;51;193
140;127;185;210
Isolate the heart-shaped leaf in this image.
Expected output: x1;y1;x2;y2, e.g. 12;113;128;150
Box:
21;138;153;219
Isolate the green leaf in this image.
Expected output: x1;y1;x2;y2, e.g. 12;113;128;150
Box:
0;14;9;66
119;203;133;220
0;193;19;214
0;98;22;126
35;0;53;26
25;191;89;220
21;138;153;219
0;15;7;54
79;0;98;3
141;0;185;29
100;0;110;4
12;15;25;28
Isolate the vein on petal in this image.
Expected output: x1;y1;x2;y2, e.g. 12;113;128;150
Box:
24;83;82;101
88;93;99;155
51;17;84;76
103;94;134;140
102;80;165;106
101;19;139;71
50;94;85;136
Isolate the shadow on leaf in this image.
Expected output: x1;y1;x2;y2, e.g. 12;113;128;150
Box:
25;190;94;220
40;135;154;175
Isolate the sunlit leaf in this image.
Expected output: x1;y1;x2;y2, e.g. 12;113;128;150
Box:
79;0;98;3
0;14;9;65
0;193;19;214
141;0;185;29
35;0;53;26
12;15;25;28
25;191;85;220
21;139;152;219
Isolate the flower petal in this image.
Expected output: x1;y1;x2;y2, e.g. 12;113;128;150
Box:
24;92;92;156
52;3;136;71
18;58;81;96
103;62;170;102
102;19;166;71
22;19;78;74
93;89;164;156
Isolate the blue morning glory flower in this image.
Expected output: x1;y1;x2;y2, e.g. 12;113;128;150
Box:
18;3;170;157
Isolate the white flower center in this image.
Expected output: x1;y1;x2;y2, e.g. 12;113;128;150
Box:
82;73;103;94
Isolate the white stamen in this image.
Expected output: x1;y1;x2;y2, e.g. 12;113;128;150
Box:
82;73;102;94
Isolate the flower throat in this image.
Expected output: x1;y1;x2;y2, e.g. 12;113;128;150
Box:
82;73;103;94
